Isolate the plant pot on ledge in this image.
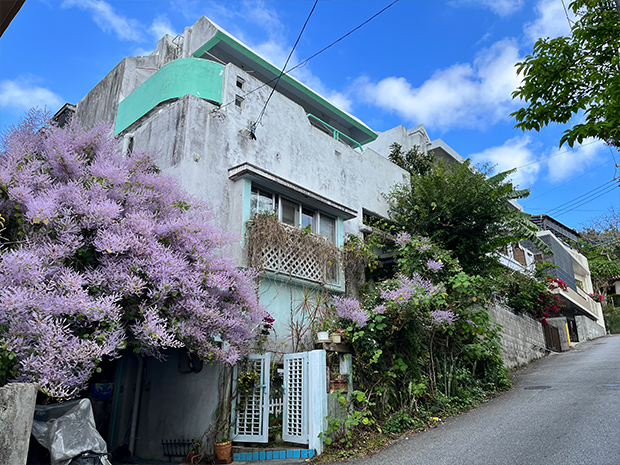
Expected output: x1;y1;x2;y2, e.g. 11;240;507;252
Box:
330;376;348;393
214;440;232;461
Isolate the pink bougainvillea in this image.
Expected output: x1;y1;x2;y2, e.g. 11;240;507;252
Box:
0;111;269;399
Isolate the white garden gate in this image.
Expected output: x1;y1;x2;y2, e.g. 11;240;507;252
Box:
230;350;325;452
231;353;271;443
283;352;309;444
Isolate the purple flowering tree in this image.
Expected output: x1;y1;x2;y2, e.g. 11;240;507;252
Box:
0;111;269;399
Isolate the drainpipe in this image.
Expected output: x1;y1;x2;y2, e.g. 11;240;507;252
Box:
129;354;144;457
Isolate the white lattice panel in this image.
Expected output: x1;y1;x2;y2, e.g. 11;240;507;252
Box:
231;353;271;443
259;225;340;285
269;396;283;416
283;352;308;444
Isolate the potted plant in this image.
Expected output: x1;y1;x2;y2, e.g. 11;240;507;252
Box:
329;373;349;393
185;438;204;464
314;319;332;342
214;437;232;461
330;328;344;344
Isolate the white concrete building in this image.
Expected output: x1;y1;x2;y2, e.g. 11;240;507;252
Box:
63;17;413;461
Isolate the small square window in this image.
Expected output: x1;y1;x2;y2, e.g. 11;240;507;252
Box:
235;95;244;108
236;77;245;90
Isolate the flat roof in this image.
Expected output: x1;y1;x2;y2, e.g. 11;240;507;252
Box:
192;29;377;146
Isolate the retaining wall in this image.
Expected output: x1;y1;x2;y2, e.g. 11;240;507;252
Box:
488;303;547;369
575;315;606;341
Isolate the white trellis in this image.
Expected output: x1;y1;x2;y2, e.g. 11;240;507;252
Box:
258;224;340;284
283;352;309;444
231;353;271;443
269;396;284;417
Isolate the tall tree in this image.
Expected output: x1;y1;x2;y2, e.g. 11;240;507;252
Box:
387;145;544;275
512;0;620;148
0;111;270;399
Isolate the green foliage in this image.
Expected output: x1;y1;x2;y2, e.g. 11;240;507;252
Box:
497;263;566;321
326;233;510;455
386;157;531;275
321;390;377;448
602;302;620;333
388;143;435;176
512;0;620;148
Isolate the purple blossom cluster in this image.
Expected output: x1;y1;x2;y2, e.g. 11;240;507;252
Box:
426;259;443;272
394;231;412;247
430;310;457;326
333;296;368;327
380;273;442;303
0;112;269;398
416;237;432;252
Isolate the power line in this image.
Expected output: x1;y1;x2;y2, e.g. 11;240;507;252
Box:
251;0;319;135
514;139;599;170
553;184;618;218
212;0;401;114
560;0;573;28
547;179;617;215
524;158;613;203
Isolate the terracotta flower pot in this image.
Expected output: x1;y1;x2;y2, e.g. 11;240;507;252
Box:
330;379;348;393
214;441;232;460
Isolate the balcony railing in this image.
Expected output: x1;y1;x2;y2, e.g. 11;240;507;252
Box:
307;114;363;152
250;222;342;286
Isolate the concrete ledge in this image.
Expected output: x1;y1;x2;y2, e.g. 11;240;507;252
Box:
0;383;38;465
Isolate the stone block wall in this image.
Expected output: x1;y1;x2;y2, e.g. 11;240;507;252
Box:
488;303;547;369
575;315;606;341
0;383;38;465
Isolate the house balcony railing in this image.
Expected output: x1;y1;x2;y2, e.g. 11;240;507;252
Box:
307;114;364;152
552;285;601;321
250;222;342;287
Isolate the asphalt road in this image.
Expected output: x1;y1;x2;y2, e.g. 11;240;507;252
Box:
350;334;620;465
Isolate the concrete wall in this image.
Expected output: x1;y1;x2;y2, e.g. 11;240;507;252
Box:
575;315;606;341
135;351;221;461
488;303;547;369
0;383;38;465
546;317;572;351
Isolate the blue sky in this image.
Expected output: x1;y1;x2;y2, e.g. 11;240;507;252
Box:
1;0;618;231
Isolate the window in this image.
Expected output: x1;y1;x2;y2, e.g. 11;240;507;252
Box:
251;186;277;216
236;76;245;90
235;95;244;108
250;183;337;244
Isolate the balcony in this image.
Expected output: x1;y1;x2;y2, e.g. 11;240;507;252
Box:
307;114;364;151
552;285;602;322
247;220;342;287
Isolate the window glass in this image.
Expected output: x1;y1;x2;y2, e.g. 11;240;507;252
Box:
301;208;315;231
319;214;336;243
281;198;299;226
251;187;275;216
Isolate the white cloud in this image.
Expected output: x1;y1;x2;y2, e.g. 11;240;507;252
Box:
524;0;573;44
459;0;524;17
470;136;540;188
0;79;63;115
357;39;522;130
62;0;144;42
545;138;605;182
150;15;179;41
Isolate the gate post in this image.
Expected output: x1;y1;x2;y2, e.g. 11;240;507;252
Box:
307;350;327;455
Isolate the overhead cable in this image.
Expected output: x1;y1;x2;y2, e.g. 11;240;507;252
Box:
213;0;401;113
251;0;319;134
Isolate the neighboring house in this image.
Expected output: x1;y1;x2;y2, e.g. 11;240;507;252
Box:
521;215;606;346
